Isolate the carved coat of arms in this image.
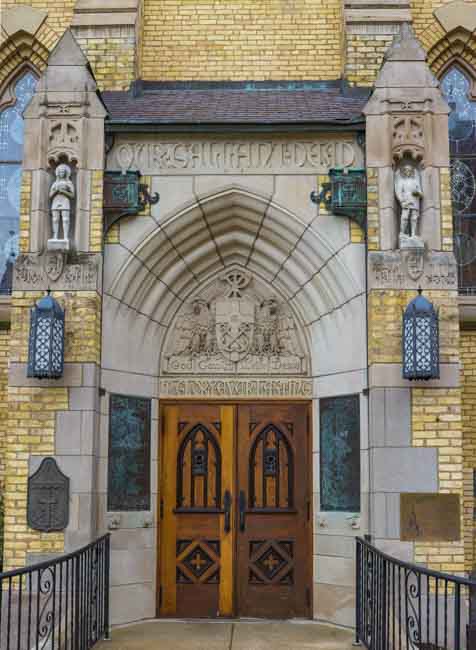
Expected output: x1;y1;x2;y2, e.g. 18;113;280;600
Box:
163;270;308;376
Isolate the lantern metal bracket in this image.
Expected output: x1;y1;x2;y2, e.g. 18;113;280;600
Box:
103;170;160;234
311;167;367;231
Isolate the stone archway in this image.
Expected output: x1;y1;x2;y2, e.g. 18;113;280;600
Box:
104;185;364;389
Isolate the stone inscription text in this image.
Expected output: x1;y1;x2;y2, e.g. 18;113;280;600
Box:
368;251;458;290
110;138;360;175
159;377;313;399
14;253;100;291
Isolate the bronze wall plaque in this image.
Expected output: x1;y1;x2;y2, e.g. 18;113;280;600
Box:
400;493;461;542
27;457;70;532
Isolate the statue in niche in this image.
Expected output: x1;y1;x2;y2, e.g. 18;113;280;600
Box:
395;161;424;249
48;163;74;251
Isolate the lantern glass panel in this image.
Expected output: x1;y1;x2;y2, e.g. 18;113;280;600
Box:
402;294;439;380
27;295;65;379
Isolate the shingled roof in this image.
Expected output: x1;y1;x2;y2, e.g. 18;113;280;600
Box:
102;80;370;129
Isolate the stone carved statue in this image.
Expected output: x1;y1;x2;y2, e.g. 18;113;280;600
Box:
48;163;74;250
395;162;423;249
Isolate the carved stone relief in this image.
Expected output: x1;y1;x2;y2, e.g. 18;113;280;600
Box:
392;114;425;164
14;252;101;291
27;457;69;533
368;251;457;290
48;119;80;165
162;270;309;376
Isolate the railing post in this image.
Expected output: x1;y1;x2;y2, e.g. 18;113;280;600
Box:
103;534;111;641
355;539;362;646
74;551;81;650
467;571;476;650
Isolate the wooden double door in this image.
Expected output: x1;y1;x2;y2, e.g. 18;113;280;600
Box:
159;402;311;619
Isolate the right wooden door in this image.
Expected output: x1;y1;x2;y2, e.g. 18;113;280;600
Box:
235;403;311;618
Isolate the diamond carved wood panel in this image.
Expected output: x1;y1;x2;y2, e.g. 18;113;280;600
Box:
248;540;294;585
176;539;220;585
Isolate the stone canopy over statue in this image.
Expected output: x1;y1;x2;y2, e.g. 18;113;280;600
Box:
395;161;424;249
48;163;74;251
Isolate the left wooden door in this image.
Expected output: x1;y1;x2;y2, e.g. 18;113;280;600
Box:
159;404;235;617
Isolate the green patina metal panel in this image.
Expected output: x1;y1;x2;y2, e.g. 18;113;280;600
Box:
108;394;151;511
319;394;360;512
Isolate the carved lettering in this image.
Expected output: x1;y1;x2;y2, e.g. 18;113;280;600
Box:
109;138;362;175
159;377;313;399
14;253;100;291
368;251;458;290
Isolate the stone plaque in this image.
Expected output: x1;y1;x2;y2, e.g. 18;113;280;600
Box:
27;457;70;532
14;252;101;291
108;135;363;175
400;493;460;542
368;251;458;291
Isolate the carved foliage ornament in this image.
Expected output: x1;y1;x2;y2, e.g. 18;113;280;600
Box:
163;271;308;376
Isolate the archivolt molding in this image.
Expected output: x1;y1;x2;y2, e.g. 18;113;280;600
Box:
106;187;364;337
0;7;60;87
427;28;476;77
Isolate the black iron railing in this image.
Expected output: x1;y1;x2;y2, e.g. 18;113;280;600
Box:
0;534;110;650
356;536;476;650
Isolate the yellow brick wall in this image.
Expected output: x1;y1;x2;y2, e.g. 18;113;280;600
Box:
345;33;394;87
412;388;466;574
0;329;10;490
19;172;32;254
90;170;104;253
368;290;459;365
141;0;343;81
460;330;476;572
440;167;453;252
74;31;136;91
2;386;68;569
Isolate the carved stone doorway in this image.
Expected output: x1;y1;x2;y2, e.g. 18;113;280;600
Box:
158;402;312;619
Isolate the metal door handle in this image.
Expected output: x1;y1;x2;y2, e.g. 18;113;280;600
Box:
224;490;232;533
239;490;246;532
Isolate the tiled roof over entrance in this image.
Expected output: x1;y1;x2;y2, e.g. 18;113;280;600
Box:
102;80;370;127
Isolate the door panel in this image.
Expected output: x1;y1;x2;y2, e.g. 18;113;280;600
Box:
159;404;234;617
159;402;310;619
236;403;311;618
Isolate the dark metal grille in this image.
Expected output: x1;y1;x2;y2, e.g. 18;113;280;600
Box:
402;293;439;380
107;394;151;511
441;67;476;294
0;534;110;650
319;394;360;512
27;294;65;379
355;536;476;650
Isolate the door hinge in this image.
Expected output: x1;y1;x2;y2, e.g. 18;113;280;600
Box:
160;499;164;520
306;587;311;608
159;585;163;608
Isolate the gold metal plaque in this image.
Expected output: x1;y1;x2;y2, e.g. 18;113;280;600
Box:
400;493;461;542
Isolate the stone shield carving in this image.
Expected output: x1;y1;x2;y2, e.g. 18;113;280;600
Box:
163;270;308;376
27;457;70;532
43;251;65;282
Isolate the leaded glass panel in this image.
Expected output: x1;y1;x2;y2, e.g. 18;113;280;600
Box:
441;66;476;292
0;70;37;293
108;394;151;511
320;394;360;512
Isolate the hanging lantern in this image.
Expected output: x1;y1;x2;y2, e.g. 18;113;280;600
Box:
402;290;439;380
27;293;65;379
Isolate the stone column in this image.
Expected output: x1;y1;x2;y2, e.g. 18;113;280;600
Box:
2;30;106;569
364;25;465;573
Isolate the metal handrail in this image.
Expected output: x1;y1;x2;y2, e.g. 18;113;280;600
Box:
0;533;110;650
355;536;476;650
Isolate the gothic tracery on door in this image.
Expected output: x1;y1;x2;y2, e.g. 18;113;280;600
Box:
159;403;311;618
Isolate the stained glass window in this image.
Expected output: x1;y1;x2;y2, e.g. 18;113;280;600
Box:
441;66;476;293
108;394;151;511
0;70;37;294
320;394;360;512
